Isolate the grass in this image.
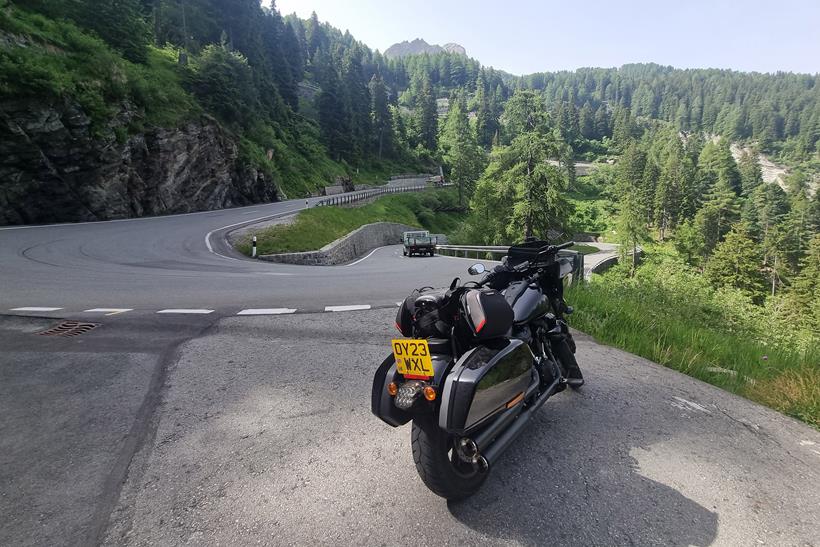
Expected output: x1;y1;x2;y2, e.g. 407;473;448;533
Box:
237;189;466;255
566;252;820;429
0;5;200;133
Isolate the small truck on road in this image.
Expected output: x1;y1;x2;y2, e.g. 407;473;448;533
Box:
403;230;437;257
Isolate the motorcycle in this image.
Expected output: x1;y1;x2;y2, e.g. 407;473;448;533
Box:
371;239;584;500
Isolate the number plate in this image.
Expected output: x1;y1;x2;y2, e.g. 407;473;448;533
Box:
391;339;434;377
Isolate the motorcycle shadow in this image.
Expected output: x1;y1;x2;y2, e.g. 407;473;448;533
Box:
447;389;719;546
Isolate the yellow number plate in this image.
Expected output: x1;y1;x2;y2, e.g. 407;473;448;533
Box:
391;339;434;377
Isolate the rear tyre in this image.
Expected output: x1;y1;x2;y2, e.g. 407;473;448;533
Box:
411;417;486;500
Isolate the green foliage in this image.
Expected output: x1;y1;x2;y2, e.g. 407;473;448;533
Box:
705;223;766;298
568;251;819;427
241;190;464;255
24;0;151;63
440;91;486;206
0;7;199;132
191;45;259;127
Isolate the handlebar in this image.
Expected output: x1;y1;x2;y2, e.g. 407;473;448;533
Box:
474;241;575;288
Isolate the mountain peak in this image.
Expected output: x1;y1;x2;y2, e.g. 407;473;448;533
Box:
384;39;466;59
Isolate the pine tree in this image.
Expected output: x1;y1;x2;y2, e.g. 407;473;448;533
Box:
414;75;438;152
705;223;765;299
593;104;611;140
579;101;595;139
439;91;486;206
369;73;392;159
782;234;820;336
613;143;650;274
737;149;763;197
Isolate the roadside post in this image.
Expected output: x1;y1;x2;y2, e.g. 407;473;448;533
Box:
252;236;257;258
305;199;309;209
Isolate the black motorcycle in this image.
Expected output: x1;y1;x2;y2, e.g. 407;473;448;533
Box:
371;239;584;500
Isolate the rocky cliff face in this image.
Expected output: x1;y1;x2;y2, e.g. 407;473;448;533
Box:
0;99;279;225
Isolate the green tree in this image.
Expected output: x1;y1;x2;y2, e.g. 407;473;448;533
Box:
413;75;438;152
705;223;765;298
192;44;259;127
369;73;392;160
614;143;650;275
440;91;486;205
737;149;763;196
782;234;820;337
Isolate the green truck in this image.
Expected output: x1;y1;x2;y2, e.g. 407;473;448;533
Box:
402;230;437;257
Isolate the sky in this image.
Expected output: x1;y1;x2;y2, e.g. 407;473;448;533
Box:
273;0;820;75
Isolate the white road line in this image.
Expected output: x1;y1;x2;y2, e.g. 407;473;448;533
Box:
84;308;133;316
156;309;214;314
342;246;386;267
324;305;371;312
204;209;302;258
237;308;297;315
10;307;63;312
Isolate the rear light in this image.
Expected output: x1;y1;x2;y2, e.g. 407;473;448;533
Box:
465;290;487;334
394;322;402;333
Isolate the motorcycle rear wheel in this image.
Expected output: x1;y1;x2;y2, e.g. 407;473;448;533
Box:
411;417;486;500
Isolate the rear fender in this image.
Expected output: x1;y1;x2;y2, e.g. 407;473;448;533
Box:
371;352;454;427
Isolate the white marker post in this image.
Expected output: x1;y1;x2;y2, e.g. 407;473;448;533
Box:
252;235;257;258
305;199;309;209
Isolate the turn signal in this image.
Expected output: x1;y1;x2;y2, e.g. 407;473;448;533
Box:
423;386;437;401
387;382;398;396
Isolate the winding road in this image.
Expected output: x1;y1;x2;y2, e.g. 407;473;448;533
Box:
1;179;818;546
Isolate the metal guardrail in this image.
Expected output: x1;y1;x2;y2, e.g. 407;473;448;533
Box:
315;182;453;207
435;244;585;285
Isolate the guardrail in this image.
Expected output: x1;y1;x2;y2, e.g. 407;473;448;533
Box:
435;244;585;285
315;182;453;207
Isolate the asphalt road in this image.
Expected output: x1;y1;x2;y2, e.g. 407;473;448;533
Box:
1;184;819;546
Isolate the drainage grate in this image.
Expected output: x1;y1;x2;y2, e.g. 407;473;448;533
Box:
37;321;99;337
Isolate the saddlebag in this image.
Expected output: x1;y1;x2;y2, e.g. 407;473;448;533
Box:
439;338;535;435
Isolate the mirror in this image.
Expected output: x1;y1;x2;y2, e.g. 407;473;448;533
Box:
467;263;486;275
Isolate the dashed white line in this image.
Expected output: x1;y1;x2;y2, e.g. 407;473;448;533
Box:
84;308;133;316
237;308;297;315
10;307;63;312
325;305;371;312
156;309;214;315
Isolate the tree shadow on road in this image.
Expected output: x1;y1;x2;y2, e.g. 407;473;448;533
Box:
447;391;718;546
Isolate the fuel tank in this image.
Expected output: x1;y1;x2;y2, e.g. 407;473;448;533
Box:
504;281;550;325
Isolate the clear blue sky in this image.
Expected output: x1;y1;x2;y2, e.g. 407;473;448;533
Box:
273;0;820;75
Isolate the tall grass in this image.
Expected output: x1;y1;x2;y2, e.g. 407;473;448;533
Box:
238;189;465;255
567;251;819;428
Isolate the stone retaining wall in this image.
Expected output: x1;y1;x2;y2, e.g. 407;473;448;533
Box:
259;222;420;266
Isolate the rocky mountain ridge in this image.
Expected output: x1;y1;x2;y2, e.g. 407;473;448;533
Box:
384;38;466;59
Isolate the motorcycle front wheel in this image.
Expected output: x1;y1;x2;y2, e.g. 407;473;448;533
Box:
411;417;486;500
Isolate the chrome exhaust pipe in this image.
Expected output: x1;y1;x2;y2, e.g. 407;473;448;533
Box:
482;377;560;466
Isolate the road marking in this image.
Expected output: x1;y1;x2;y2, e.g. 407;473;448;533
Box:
325;305;371;312
237;308;297;315
84;308;133;316
204;209;303;258
342;246;387;267
156;309;214;314
10;307;63;312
